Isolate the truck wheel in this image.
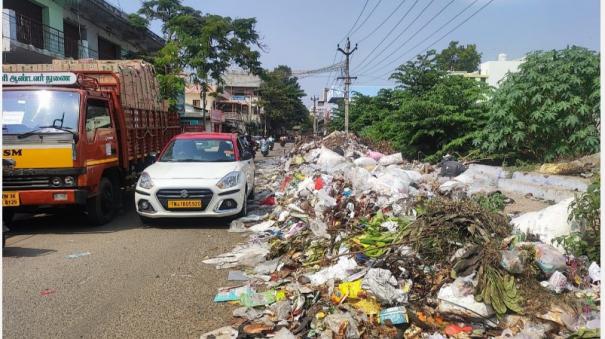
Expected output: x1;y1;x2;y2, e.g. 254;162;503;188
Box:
3;210;15;225
87;177;117;225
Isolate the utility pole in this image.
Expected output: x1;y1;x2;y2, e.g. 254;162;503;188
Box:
310;95;318;137
337;37;357;136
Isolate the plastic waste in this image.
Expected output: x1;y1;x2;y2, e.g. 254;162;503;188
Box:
511;199;575;249
367;150;384;161
249;220;276;233
437;275;495;319
65;251;91;259
314;177;325;190
309;219;329;239
200;326;238;339
233;307;262;320
261;195;276;205
444;324;473;336
324;312;361;339
307;257;359;285
379;306;408;325
272;327;296;339
331;280;364;303
500;249;526;274
532;243;567;277
203;243;270;269
227;271;249;281
350;298;381;315
270;300;292;321
214;286;253;302
361;268;407;305
588;262;600;282
540;270;567;293
239;290;277;307
354;156;377;170
378;152;403;166
317;147;347;172
254;258;281;275
228;220;247;233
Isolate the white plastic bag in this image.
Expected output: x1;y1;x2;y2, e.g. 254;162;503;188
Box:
354;156;377;169
511;199;575;249
378;153;403;166
317;146;347;172
437;274;495;319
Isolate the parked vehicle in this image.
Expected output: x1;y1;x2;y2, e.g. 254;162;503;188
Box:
134;132;255;222
260;138;269;157
267;136;275;151
2;61;180;225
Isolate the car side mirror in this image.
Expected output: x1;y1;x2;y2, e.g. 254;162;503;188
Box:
146;152;158;164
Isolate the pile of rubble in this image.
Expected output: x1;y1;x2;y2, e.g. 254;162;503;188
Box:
201;132;600;339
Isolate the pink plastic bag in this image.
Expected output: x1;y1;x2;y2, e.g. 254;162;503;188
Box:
367;151;385;161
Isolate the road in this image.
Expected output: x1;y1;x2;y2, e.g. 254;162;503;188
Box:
2;143;290;339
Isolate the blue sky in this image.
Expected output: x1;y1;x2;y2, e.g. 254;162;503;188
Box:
108;0;600;102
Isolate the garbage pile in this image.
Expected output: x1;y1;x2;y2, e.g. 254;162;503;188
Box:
202;132;600;339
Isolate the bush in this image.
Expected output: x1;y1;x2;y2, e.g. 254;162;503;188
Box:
476;46;600;162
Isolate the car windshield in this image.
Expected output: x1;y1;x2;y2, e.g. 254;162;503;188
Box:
2;90;80;135
160;139;236;162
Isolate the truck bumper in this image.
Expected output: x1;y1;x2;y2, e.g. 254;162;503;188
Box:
5;189;88;207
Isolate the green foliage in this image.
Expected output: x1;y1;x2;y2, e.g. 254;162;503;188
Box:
476;46;600;162
435;41;482;72
473;192;506;212
258;66;309;134
137;0;262;109
127;13;149;29
390;50;446;96
553;176;600;262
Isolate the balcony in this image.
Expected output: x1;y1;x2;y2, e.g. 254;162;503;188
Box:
2;10;98;63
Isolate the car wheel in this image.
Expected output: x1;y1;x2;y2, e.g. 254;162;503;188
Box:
139;214;154;225
236;188;248;218
86;177;118;226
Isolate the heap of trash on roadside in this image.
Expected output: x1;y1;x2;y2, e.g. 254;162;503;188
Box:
201;131;601;339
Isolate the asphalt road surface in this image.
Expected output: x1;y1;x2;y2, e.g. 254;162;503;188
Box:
3;142;291;339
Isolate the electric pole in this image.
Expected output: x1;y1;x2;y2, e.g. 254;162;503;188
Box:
337;37;357;136
311;95;318;137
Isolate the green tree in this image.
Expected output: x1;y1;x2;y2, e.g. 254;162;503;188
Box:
476;46;600;162
389;50;445;96
435;41;482;72
137;0;263;113
258;66;309;134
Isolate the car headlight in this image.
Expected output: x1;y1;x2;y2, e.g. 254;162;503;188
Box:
138;172;154;189
216;171;241;189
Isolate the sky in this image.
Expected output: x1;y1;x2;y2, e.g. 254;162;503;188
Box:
108;0;600;104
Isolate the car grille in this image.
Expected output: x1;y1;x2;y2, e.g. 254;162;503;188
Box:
155;188;213;211
3;176;51;190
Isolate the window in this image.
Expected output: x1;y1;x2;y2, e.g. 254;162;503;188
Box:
86;99;111;141
192;99;200;107
160;139;235;162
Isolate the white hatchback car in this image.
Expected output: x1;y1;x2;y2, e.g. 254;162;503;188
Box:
134;133;255;222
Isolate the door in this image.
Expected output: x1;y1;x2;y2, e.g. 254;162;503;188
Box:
85;99;118;167
237;137;254;190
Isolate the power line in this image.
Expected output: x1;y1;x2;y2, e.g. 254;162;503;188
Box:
357;1;409;43
368;0;495;81
349;0;384;38
355;0;437;72
353;0;420;72
357;0;456;75
341;0;370;43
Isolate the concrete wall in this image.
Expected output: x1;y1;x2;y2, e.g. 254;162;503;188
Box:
480;59;523;88
30;0;63;31
62;9;140;55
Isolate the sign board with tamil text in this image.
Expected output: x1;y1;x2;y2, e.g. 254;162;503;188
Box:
2;72;78;86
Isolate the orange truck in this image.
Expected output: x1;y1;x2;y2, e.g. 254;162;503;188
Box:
2;60;180;225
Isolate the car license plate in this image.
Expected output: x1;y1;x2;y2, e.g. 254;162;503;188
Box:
2;191;20;207
167;200;202;208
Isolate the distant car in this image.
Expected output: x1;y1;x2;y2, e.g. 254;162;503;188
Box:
134;133;255;223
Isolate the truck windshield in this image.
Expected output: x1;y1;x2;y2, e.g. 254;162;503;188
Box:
160;139;236;162
2;90;80;135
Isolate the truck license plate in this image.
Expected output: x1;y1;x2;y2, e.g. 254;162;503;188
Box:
2;192;20;207
167;200;202;208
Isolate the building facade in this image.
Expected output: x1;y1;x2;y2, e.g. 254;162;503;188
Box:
2;0;163;64
480;53;524;88
181;71;263;133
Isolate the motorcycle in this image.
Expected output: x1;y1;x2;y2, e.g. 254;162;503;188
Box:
267;138;275;151
260;139;269;157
